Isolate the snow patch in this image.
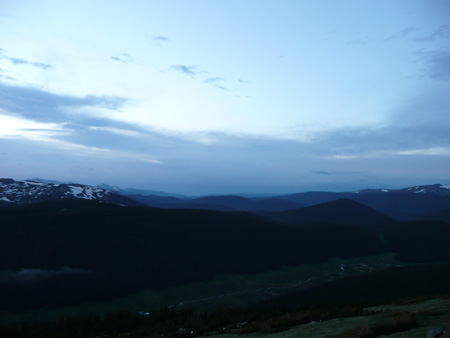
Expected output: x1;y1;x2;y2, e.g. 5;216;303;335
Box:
84;188;94;199
1;197;12;202
382;189;388;192
69;186;85;197
23;181;45;186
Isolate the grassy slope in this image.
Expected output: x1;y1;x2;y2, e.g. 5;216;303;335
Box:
207;298;450;338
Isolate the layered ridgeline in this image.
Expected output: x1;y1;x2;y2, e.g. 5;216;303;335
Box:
277;184;450;220
2;178;450;218
122;183;450;219
0;179;142;207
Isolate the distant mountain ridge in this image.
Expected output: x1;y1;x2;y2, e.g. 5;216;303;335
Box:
279;183;450;205
278;184;450;220
0;179;142;206
97;183;185;198
2;179;450;218
355;184;450;196
129;194;303;212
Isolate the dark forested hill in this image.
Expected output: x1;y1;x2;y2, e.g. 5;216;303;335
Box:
0;199;449;313
278;185;450;220
262;198;394;225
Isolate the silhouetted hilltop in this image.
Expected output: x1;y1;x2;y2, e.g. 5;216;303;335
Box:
265;198;394;225
278;184;450;220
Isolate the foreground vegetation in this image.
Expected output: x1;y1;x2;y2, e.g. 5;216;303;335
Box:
2;264;450;337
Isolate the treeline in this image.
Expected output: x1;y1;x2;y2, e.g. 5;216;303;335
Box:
0;303;367;338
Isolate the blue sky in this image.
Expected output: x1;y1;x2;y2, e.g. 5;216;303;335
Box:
0;0;449;195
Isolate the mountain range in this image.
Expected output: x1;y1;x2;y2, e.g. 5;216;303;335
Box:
127;183;450;219
2;179;450;221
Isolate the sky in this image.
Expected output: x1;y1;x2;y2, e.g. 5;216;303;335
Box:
0;0;449;195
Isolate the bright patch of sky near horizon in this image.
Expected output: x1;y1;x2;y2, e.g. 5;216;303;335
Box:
0;1;449;195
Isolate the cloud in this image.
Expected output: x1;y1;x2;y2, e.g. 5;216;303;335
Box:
204;77;230;91
0;82;128;123
0;69;15;80
153;36;169;41
171;66;231;90
348;36;375;45
170;65;198;76
145;159;162;164
312;123;450;159
204;77;224;84
212;84;229;91
110;53;133;64
238;78;251;84
300;87;450;161
418;49;450;82
151;36;170;47
384;26;418;42
396;147;450;156
0;50;53;70
0;83;196;167
312;170;362;176
413;25;450;42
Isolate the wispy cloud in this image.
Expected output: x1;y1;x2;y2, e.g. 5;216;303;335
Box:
0;50;53;70
417;49;450;82
204;77;229;91
0;68;15;80
348;36;375;45
170;65;199;76
153;36;169;42
0;82;128;123
238;78;251;84
384;26;418;42
413;25;450;42
110;53;133;64
151;35;170;47
214;85;229;91
204;77;224;84
396;147;450;156
312;170;362;176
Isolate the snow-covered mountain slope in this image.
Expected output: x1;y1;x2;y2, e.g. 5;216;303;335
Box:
352;184;450;196
97;183;185;198
400;184;450;195
0;179;142;206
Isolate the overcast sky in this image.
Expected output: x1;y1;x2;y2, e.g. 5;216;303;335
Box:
0;0;449;195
